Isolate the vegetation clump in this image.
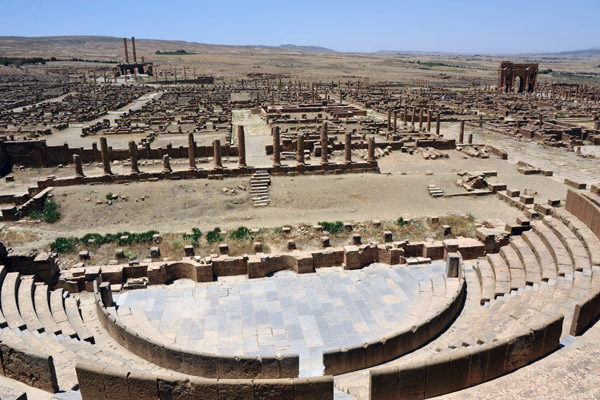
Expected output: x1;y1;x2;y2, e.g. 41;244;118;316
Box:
319;221;344;234
206;227;225;244
182;228;202;247
29;199;61;223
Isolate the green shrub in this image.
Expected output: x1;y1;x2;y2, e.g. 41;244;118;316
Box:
230;226;253;241
319;221;344;234
182;228;202;247
397;217;406;226
105;193;113;201
29;199;61;223
206;227;224;244
51;237;78;253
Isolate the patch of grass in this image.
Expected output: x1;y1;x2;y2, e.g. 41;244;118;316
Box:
50;237;77;253
206;227;225;244
29;199;61;223
319;221;343;234
123;250;137;260
182;228;202;247
230;226;253;241
170;240;182;249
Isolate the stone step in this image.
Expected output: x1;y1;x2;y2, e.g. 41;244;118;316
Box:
486;253;511;297
64;297;94;343
16;277;44;333
552;208;600;267
543;216;591;272
50;289;77;338
533;222;574;277
33;284;62;335
500;245;527;290
510;236;542;285
1;272;27;330
474;259;496;304
522;230;558;282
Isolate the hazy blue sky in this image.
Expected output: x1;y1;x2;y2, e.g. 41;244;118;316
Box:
1;0;598;53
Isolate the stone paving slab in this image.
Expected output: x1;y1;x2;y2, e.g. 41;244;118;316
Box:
115;262;446;377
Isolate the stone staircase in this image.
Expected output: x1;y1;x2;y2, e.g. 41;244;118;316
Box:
250;169;271;207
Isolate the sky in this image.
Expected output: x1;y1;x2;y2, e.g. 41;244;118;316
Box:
0;0;598;54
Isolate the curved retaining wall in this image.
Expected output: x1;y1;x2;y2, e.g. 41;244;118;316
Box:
323;271;466;375
369;313;564;400
565;189;600;335
76;362;334;400
93;284;299;380
0;341;59;392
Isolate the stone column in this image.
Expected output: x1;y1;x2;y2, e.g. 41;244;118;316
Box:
419;107;424;131
129;141;140;174
73;154;84;177
459;121;465;143
468;134;473;144
344;132;352;165
367;137;376;165
387;110;391;132
403;104;408;126
99;137;112;176
213;140;223;170
320;123;328;165
436;113;441;135
411;107;416;131
427;108;431;132
162;155;172;173
188;133;196;170
393;110;397;136
297;133;305;166
237;126;247;168
272;126;281;167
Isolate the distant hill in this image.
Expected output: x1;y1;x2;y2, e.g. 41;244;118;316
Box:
277;44;337;53
546;47;600;57
0;36;338;60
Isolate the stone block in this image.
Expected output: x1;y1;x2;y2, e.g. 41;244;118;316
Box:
253;378;295;400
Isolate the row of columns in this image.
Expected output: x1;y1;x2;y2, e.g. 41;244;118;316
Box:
386;107;441;136
75;125;377;177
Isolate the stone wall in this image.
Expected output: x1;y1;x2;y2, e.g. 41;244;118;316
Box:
565;188;600;335
76;362;334;400
369;313;564;400
0;341;59;393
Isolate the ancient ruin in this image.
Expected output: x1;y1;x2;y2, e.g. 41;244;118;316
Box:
0;22;599;400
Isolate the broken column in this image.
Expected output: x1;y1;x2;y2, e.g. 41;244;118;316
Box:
73;154;84;177
419;107;424;131
344;132;352;165
129;141;140;174
213;140;223;170
411;107;416;131
446;252;461;278
436;113;441;135
367;137;376;165
320;122;328;165
468;133;473;144
188;133;196;170
297;133;305;166
393;110;398;136
272;126;281;167
427;108;431;132
459;121;465;143
237;126;247;168
162;155;172;173
99;137;112;176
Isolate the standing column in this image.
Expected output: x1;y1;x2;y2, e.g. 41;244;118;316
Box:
459;121;465;143
411;107;416;131
297;133;305;166
188;133;196;170
237;126;247;168
129;141;140;174
427;108;431;132
344;132;352;165
99;137;112;176
367;137;376;165
272;126;281;167
387;110;391;132
162;155;172;173
436;113;441;135
213;140;223;170
393;110;397;136
403;104;408;126
320;123;328;165
419;107;424;131
467;134;473;144
73;154;84;177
